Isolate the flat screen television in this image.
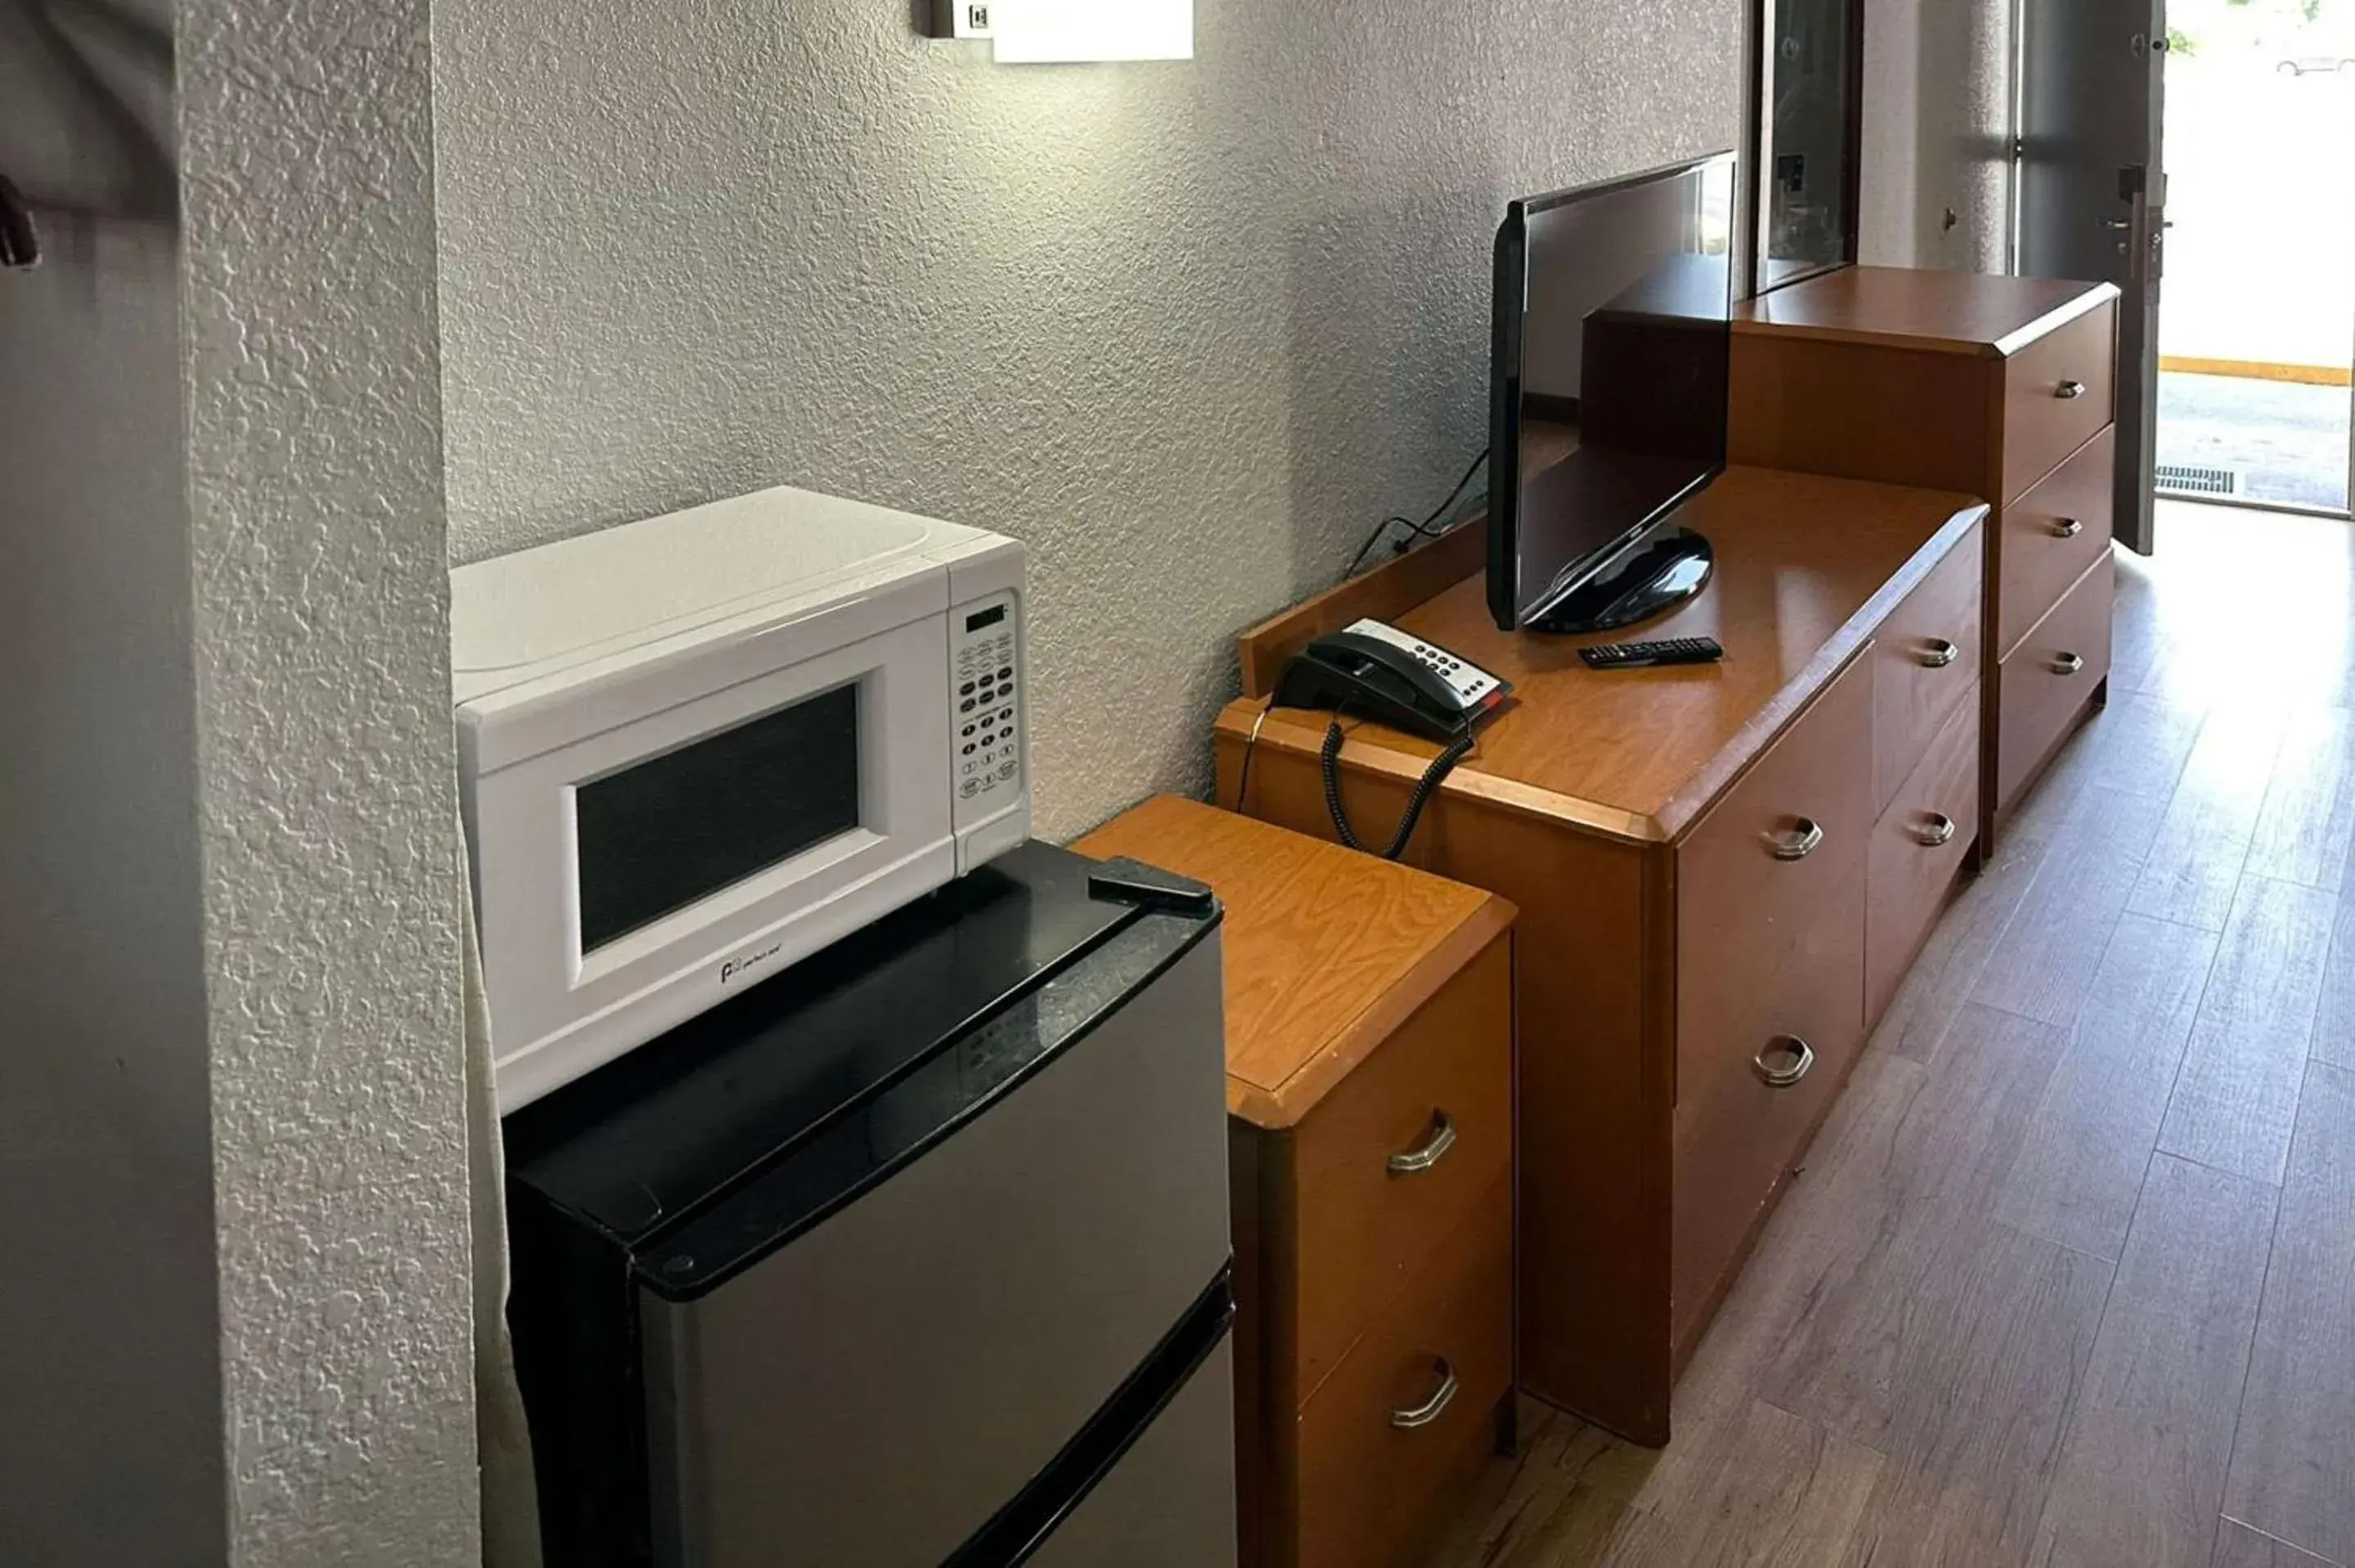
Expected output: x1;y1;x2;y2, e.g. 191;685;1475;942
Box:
1488;152;1738;634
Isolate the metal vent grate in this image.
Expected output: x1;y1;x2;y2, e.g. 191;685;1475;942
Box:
2155;463;2240;497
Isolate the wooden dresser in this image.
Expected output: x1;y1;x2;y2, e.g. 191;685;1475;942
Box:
1074;795;1517;1568
1212;468;1986;1444
1733;267;2122;840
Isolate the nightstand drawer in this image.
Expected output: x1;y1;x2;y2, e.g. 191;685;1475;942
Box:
2002;300;2116;505
1677;654;1873;1109
1293;1176;1511;1568
1873;515;1985;815
1998;551;2115;812
1868;691;1980;1023
1999;426;2115;660
1289;934;1513;1404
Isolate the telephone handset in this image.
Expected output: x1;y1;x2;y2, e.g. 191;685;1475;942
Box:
1263;620;1512;861
1271;619;1512;744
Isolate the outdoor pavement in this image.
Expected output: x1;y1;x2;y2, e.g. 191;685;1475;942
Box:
2158;370;2352;511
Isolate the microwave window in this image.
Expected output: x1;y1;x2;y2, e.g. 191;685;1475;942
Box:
575;683;862;954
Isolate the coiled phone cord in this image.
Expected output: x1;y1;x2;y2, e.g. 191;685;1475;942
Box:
1320;719;1475;862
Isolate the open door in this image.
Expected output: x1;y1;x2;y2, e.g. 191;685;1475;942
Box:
2016;0;2167;554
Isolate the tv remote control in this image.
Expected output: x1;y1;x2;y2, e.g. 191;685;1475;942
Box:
1579;637;1725;670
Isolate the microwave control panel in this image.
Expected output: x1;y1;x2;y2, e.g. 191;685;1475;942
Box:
952;594;1024;811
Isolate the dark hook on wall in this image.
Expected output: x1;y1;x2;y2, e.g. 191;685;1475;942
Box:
1;171;38;268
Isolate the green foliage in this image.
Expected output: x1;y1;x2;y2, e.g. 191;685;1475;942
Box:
2168;25;2200;52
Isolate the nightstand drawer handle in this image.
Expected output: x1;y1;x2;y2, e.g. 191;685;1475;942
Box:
1387;1111;1457;1176
1769;819;1825;861
1913;813;1958;849
1918;638;1961;670
2052;517;2086;539
2056;379;2087;400
2052;651;2087;676
1390;1358;1460;1430
1753;1035;1816;1089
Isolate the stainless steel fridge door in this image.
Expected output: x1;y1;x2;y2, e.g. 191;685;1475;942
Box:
1027;1337;1238;1568
639;936;1230;1568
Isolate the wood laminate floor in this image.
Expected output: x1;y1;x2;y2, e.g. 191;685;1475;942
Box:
1422;503;2355;1568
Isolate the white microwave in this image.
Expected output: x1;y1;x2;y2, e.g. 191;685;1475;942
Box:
451;485;1029;1109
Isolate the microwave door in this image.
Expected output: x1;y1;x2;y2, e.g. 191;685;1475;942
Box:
472;613;957;1109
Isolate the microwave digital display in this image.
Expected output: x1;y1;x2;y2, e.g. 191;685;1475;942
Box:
576;684;863;954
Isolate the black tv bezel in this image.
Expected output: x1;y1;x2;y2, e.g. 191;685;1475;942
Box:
1487;150;1739;634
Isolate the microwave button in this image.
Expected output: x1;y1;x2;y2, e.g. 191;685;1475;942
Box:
995;760;1018;782
960;699;976;714
960;682;976;696
961;778;980;799
962;743;976;755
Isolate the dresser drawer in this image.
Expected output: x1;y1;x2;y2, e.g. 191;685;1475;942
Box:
1998;551;2115;812
1288;934;1513;1404
1294;1176;1511;1568
1872;517;1985;815
1998;426;2115;660
1868;692;1981;1023
1676;655;1873;1109
1670;916;1864;1354
2001;301;2116;505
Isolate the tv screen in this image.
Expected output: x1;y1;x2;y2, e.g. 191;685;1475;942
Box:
1488;154;1737;631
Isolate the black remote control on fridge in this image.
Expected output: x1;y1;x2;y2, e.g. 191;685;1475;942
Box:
1578;637;1725;670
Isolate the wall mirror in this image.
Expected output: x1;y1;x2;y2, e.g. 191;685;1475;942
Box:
1749;0;1864;293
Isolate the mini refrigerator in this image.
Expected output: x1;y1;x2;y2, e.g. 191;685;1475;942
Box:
503;842;1237;1567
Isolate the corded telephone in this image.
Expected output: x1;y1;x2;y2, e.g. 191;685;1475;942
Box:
1270;620;1511;743
1256;620;1513;861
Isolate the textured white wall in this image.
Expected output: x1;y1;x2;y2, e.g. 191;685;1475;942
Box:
434;0;1747;839
181;0;480;1555
1860;0;2014;271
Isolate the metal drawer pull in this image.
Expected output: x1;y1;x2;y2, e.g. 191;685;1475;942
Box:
1753;1035;1816;1089
1769;818;1825;861
1918;638;1961;670
2051;517;2086;539
2056;379;2087;400
1386;1111;1457;1176
1390;1358;1460;1429
2051;652;2086;676
1913;813;1958;848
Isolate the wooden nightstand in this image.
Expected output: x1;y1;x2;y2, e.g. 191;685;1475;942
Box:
1075;795;1517;1568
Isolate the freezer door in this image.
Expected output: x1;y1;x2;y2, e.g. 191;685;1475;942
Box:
1027;1337;1239;1568
639;936;1230;1568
